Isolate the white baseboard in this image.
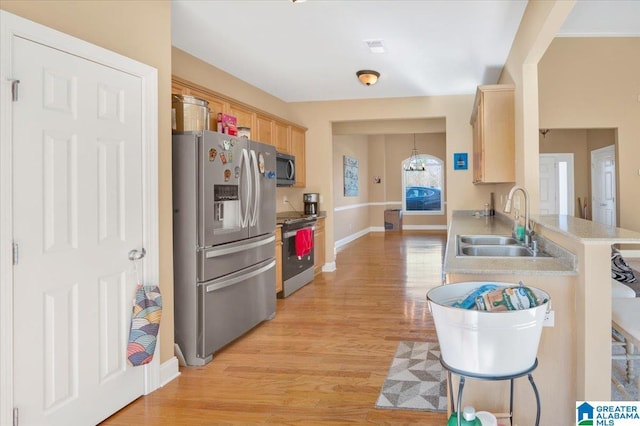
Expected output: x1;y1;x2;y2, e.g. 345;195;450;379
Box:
371;225;447;232
402;224;447;231
335;228;370;249
336;225;448;250
160;356;180;387
322;261;336;272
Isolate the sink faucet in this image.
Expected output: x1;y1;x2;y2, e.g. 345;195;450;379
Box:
503;185;533;247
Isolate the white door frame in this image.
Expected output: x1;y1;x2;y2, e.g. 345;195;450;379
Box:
0;11;159;425
539;153;575;216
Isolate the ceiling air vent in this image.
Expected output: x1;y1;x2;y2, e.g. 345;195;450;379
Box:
364;39;385;54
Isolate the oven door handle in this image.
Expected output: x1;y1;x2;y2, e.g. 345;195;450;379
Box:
283;226;315;239
205;259;276;293
204;234;275;258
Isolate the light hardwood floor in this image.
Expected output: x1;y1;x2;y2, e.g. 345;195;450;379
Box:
102;231;448;425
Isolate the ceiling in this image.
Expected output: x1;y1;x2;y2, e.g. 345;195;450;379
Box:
171;0;640;103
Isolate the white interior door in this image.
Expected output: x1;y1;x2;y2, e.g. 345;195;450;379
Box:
539;155;558;215
11;32;145;426
591;145;617;227
539;153;575;216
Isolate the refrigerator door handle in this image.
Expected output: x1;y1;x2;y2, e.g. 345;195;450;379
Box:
240;148;251;227
249;149;260;226
204;234;275;258
205;259;276;293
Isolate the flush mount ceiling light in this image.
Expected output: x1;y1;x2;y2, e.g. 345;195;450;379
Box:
356;70;380;86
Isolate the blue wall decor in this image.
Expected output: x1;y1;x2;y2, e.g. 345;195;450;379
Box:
453;153;468;170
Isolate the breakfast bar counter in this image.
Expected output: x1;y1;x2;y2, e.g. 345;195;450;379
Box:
443;210;576;276
442;210;640;425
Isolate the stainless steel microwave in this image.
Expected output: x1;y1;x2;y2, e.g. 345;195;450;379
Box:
276;152;295;186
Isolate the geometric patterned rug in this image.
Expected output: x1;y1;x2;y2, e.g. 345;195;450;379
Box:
375;341;447;412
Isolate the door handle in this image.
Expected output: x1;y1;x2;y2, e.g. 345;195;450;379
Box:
128;248;146;261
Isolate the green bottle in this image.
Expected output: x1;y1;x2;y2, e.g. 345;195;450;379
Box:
447;406;483;426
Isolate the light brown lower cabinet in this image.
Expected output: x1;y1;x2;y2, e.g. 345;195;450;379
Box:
314;218;325;275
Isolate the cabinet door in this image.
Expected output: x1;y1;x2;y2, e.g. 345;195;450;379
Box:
471;85;514;184
472;94;485;184
314;218;325;275
207;97;228;131
290;126;306;187
229;103;255;129
256;114;273;145
274;121;290;154
483;88;514;183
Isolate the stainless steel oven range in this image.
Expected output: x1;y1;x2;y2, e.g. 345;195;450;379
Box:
279;216;316;297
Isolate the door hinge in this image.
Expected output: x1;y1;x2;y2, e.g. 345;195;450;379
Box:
10;79;20;102
13;407;18;426
12;242;19;265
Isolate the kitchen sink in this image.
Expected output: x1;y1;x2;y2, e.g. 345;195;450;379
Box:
458;235;519;245
460;245;535;257
456;234;551;258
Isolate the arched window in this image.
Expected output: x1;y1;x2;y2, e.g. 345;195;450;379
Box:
402;155;444;214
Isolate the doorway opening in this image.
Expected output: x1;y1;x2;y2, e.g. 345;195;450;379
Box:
538;128;617;221
539;153;574;215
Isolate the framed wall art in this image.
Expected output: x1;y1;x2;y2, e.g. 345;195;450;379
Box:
453;152;468;170
343;155;359;196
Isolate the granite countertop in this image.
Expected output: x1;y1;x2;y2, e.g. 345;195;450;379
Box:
276;210;326;225
532;214;640;243
444;211;578;276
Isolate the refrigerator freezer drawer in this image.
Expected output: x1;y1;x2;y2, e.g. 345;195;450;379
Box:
197;258;276;361
198;233;275;282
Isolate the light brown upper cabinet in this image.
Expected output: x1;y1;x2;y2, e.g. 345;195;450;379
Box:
228;103;254;130
470;84;515;184
256;114;274;146
274;121;290;154
207;98;226;131
290;126;306;188
171;76;307;187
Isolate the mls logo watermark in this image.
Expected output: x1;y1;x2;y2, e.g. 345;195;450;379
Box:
577;401;640;425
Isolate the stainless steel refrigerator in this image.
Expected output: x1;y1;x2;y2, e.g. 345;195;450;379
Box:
172;130;277;366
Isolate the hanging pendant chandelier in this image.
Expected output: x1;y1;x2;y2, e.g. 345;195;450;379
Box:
404;134;426;171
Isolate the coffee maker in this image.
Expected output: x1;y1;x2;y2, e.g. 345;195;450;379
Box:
303;193;319;216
